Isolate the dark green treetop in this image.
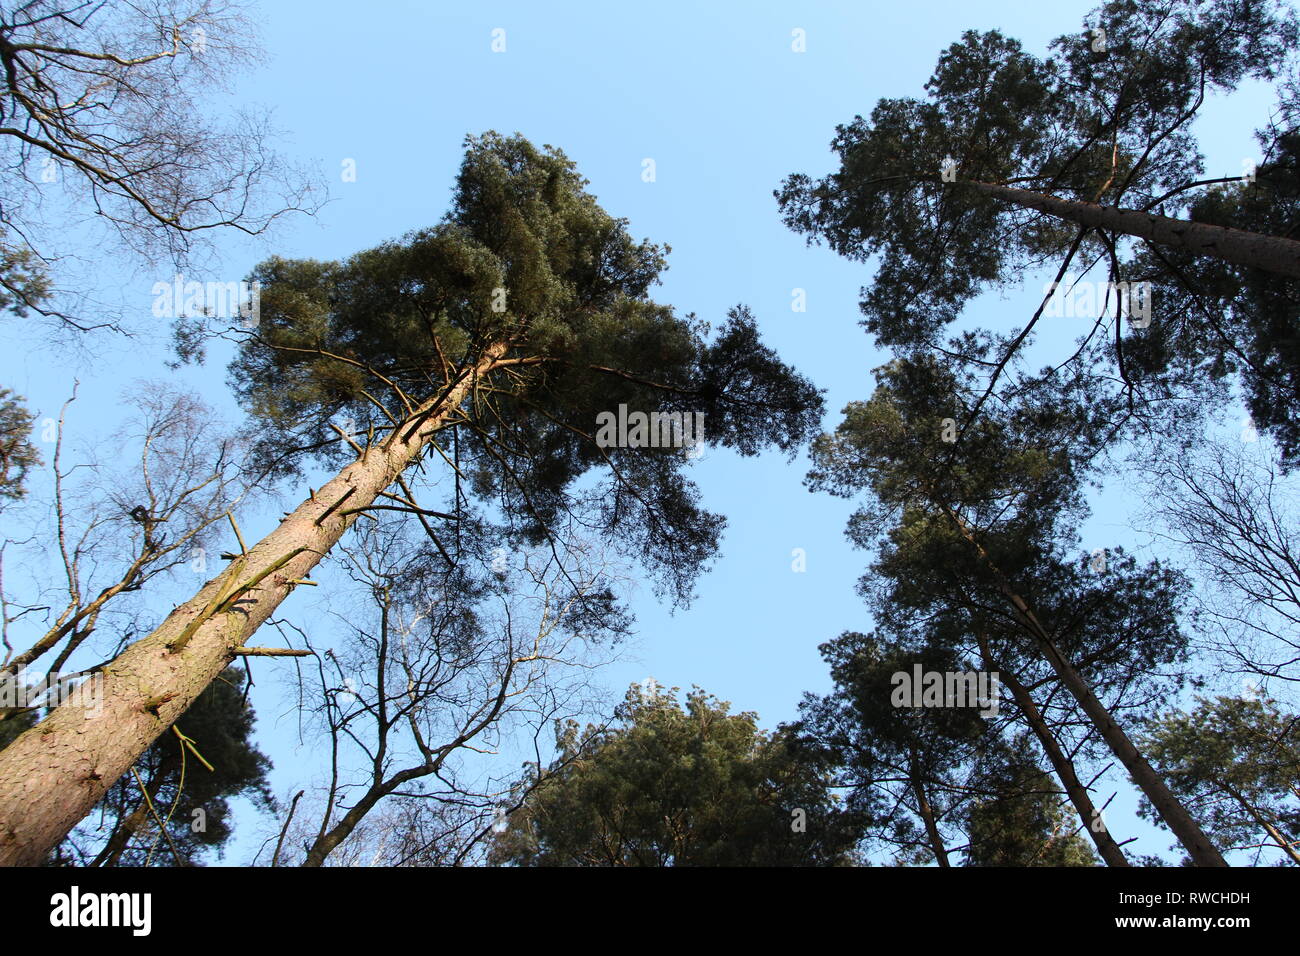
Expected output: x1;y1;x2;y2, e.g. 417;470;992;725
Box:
778;0;1299;454
489;683;861;866
962;739;1098;866
1140;694;1300;864
230;132;824;603
0;388;39;502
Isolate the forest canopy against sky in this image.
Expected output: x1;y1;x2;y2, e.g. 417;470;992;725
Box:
0;0;1296;885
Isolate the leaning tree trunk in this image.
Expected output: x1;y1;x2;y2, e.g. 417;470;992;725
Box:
93;805;149;868
1220;781;1300;866
964;180;1300;279
300;768;424;867
944;507;1228;867
0;346;506;866
908;760;951;867
1019;622;1227;866
975;633;1130;867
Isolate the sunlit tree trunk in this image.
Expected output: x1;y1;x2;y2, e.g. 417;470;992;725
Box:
0;346;505;866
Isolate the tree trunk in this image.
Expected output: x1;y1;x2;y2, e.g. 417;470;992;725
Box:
1221;781;1300;865
300;771;417;867
1257;818;1300;865
965;180;1300;279
1009;598;1227;866
91;801;151;867
975;633;1130;867
944;506;1228;866
909;762;950;867
0;346;506;866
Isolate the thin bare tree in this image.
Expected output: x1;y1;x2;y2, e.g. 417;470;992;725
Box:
1140;435;1300;694
258;518;621;867
0;381;249;709
0;0;320;330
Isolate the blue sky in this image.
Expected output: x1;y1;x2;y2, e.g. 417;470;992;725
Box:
2;0;1286;864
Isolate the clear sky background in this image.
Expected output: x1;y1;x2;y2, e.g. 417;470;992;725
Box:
1;0;1286;864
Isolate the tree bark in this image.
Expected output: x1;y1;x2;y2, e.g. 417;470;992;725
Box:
0;346;506;866
964;180;1300;279
975;633;1130;867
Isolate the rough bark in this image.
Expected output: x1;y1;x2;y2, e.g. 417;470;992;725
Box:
964;180;1300;279
0;346;505;866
